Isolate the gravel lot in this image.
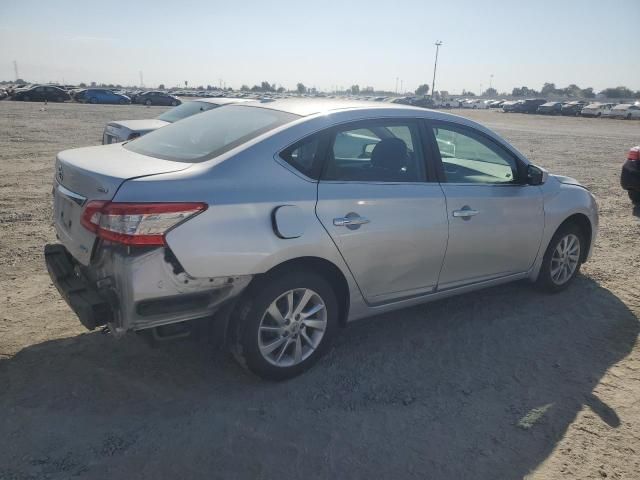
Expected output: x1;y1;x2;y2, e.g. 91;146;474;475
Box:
0;101;638;480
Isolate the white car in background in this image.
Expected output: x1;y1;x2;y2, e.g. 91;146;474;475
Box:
580;103;614;117
102;98;253;144
606;104;640;120
461;99;488;109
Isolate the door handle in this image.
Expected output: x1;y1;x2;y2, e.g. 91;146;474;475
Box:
333;213;370;229
452;208;479;218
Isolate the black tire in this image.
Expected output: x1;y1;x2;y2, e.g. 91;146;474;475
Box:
628;190;640;205
596;112;601;117
145;99;152;106
23;95;30;102
535;223;585;293
230;271;339;380
118;99;125;105
171;100;178;106
89;97;98;104
627;114;632;120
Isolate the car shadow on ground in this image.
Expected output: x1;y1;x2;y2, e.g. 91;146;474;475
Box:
1;276;637;480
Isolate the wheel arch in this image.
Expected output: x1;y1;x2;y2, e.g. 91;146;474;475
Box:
250;256;350;327
554;213;593;262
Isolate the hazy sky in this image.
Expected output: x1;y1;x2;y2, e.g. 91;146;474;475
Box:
1;0;639;94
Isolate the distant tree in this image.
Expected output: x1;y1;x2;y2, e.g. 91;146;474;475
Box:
415;84;430;96
562;84;581;97
540;82;557;95
296;82;306;94
15;78;26;84
483;87;497;97
158;84;165;90
350;84;360;94
90;81;97;87
635;90;640;99
277;86;285;93
78;82;87;88
260;81;275;92
511;86;538;97
600;86;634;98
581;87;595;98
462;89;476;97
197;85;204;90
240;84;250;91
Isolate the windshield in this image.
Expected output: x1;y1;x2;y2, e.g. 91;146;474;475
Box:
157;101;220;123
124;105;299;162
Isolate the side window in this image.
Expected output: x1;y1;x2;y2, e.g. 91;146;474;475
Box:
432;125;519;184
279;135;323;179
323;122;424;182
35;87;45;92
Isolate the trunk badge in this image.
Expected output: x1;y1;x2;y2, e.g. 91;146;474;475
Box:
97;186;109;193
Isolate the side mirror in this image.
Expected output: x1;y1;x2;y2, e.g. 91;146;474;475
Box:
527;164;547;186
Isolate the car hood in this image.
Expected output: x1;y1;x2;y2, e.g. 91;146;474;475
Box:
551;174;584;187
107;119;170;133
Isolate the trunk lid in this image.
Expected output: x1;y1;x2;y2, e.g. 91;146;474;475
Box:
53;143;192;265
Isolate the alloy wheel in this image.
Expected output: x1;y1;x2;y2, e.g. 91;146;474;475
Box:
258;288;327;367
550;234;580;285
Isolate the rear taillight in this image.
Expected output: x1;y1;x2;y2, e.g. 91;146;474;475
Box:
628;147;640;162
80;202;207;246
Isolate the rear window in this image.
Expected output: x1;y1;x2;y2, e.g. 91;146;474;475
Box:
124;105;299;162
157;101;220;123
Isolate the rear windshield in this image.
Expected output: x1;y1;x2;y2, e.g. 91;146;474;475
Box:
157;101;219;123
124;105;299;162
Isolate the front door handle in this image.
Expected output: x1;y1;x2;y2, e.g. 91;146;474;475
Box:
452;207;479;218
333;212;370;230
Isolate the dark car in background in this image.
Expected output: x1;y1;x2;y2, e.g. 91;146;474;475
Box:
502;100;523;112
133;91;181;106
621;146;640;205
537;101;564;115
76;88;131;105
561;100;588;116
12;85;71;102
513;98;547;113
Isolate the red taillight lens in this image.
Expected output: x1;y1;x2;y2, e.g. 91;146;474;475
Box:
628;147;640;162
80;202;207;246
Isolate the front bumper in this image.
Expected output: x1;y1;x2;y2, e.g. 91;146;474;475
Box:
621;160;640;191
45;243;252;335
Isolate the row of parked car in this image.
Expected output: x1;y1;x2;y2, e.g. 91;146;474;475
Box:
1;84;183;106
499;98;640;118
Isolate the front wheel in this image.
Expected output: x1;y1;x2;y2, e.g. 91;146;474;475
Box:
629;190;640;205
89;97;98;104
145;99;152;106
535;224;584;292
170;100;178;106
231;271;338;380
118;99;125;105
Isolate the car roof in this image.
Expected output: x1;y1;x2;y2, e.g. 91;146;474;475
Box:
193;97;255;105
236;98;426;117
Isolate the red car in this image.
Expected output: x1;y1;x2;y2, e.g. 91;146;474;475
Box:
621;146;640;205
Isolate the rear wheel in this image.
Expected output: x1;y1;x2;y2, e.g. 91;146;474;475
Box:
171;100;178;106
118;98;125;105
627;113;632;120
23;95;30;102
535;224;584;292
89;97;97;104
628;190;640;205
145;99;152;106
231;271;338;380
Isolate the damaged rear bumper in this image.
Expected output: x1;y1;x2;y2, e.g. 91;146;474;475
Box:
44;243;251;335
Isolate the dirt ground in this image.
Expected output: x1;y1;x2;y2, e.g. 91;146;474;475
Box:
0;101;638;480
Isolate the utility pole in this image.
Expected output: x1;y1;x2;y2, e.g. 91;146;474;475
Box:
13;60;19;81
431;41;443;99
489;74;494;90
400;79;403;94
395;77;398;94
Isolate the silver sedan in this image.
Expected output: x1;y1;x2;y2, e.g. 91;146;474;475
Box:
45;99;598;379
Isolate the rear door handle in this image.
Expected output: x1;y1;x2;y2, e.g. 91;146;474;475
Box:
333;213;370;229
452;208;479;218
